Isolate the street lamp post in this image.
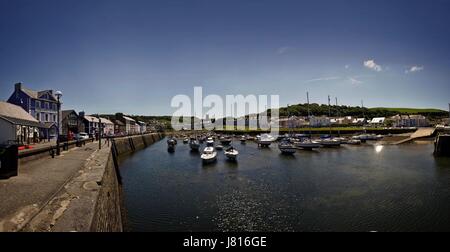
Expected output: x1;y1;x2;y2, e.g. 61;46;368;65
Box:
97;114;102;150
55;91;63;156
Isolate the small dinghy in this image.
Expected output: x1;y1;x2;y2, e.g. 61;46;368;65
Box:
167;138;176;152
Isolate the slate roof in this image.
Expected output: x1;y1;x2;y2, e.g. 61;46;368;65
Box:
0;101;42;127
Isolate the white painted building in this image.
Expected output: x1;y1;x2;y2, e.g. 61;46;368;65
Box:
390;115;429;127
309;116;331;127
369;117;386;125
137;121;147;134
0;101;42;144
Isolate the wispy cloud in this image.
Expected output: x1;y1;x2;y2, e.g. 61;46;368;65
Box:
363;59;382;72
304;76;341;83
345;64;350;69
277;46;293;55
405;65;424;74
348;77;363;85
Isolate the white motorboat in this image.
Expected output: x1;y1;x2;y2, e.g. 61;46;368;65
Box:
183;138;189;144
296;139;321;150
206;137;214;147
189;138;200;151
278;140;297;154
224;146;239;160
240;136;247;143
201;147;217;163
347;139;362;145
320;138;341;148
215;145;224;150
356;134;383;141
257;134;276;147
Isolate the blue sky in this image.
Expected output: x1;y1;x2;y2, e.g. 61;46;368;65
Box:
1;0;449;115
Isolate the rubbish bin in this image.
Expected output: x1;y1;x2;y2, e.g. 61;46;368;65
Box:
0;144;19;179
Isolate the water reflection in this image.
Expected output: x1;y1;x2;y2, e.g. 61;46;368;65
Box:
375;145;384;153
120;138;450;232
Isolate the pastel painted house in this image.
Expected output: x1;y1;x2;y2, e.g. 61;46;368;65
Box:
7;83;60;140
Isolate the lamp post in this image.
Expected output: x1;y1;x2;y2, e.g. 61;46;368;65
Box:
97;114;102;150
55;91;63;156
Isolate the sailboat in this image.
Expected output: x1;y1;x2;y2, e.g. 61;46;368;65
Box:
320;95;341;148
297;92;321;150
278;104;297;154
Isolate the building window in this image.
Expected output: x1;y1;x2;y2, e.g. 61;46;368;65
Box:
45;102;49;109
53;115;56;122
36;101;40;108
53;104;57;110
45;114;49;122
36;113;40;121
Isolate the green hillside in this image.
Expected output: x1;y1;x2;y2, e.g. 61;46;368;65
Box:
369;107;446;114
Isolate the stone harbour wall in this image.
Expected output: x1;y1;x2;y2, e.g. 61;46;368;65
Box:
21;133;164;232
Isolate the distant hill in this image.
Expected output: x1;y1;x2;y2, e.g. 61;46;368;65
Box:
369;107;446;114
276;104;448;118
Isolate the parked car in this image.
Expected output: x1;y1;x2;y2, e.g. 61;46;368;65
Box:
75;132;89;140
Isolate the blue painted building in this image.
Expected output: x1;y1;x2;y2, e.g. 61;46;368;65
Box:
7;83;59;140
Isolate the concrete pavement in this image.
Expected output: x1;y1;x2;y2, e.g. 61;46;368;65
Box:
0;141;103;231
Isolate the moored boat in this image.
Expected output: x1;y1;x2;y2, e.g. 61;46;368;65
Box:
201;147;217;163
224;146;239;160
257;134;276;147
167;138;176;152
189;138;200;151
320;138;341;148
220;136;232;145
278;140;297;154
206;137;214;147
296;139;321;150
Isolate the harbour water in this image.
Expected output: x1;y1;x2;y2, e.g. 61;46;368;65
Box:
120;138;450;232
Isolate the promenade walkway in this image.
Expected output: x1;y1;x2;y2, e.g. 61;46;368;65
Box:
0;141;104;231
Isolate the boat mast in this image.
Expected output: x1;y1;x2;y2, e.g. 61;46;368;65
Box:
328;95;332;136
336;97;340;137
307;92;312;138
361;100;366;134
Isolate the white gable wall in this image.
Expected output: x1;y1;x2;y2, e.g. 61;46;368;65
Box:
0;118;16;144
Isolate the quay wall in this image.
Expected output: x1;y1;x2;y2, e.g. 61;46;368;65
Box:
91;133;164;231
434;135;450;157
19;133;164;232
